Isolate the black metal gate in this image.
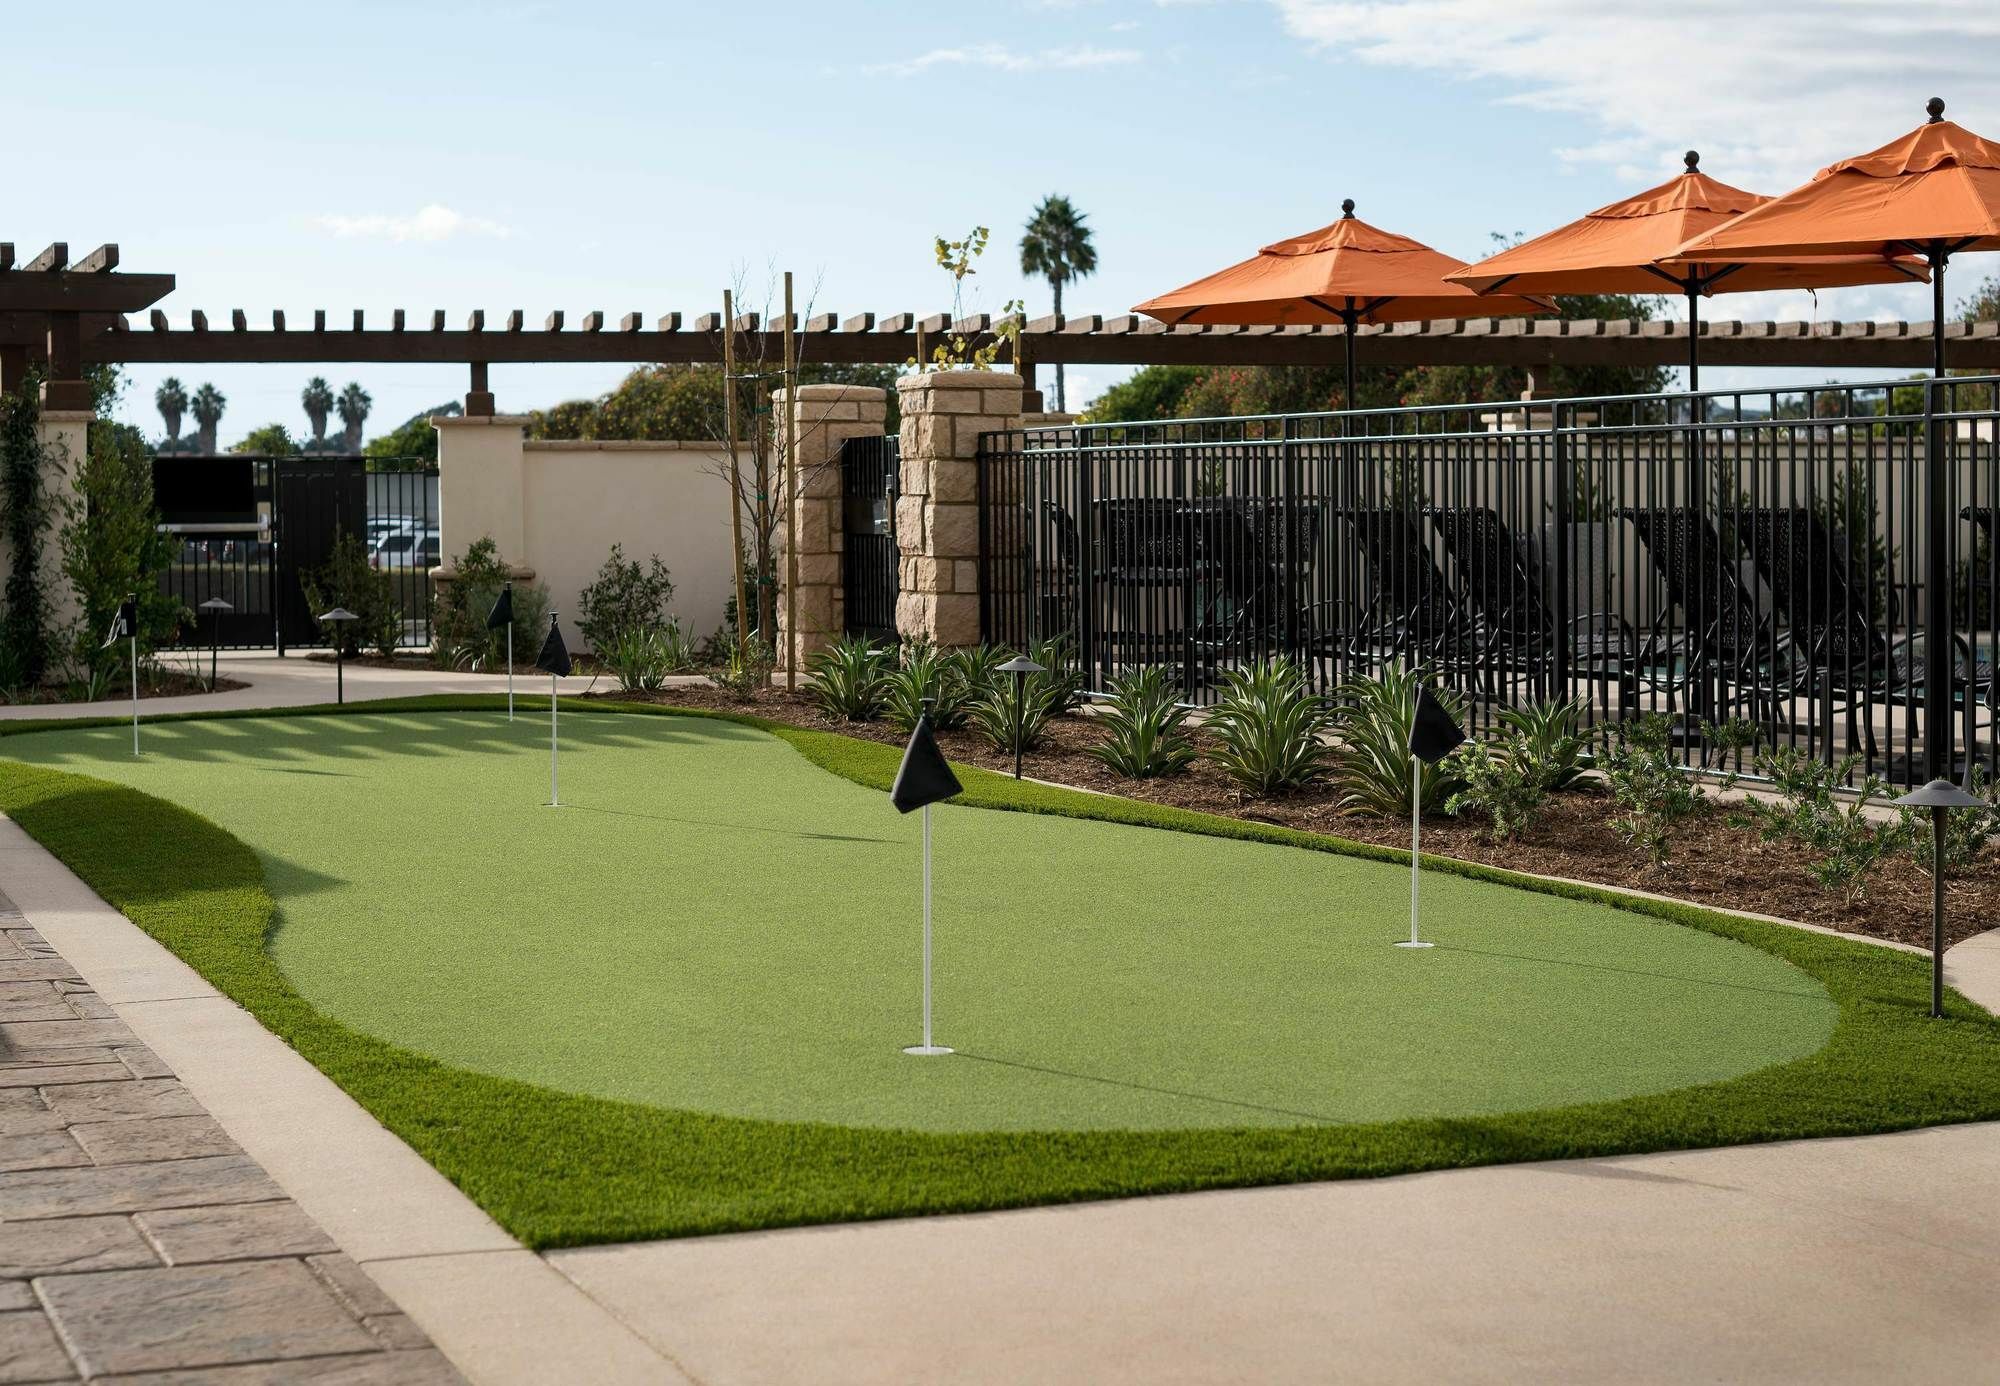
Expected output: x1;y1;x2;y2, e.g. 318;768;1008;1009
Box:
841;434;900;641
156;454;439;651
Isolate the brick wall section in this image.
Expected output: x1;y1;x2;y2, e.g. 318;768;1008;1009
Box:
774;384;889;664
894;371;1025;647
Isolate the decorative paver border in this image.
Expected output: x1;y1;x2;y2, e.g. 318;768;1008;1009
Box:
0;892;463;1383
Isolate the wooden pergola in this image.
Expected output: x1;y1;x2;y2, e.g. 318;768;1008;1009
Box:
6;240;1998;415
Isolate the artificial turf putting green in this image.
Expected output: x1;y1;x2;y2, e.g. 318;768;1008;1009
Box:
4;695;2000;1248
0;708;1833;1132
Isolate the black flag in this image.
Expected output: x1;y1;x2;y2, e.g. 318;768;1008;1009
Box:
891;714;962;814
535;614;572;677
486;582;514;631
1408;684;1466;764
101;597;137;650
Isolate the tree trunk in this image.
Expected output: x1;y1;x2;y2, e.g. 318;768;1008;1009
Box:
1052;278;1066;413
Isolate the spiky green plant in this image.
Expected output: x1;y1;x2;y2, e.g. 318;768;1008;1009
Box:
1203;657;1334;796
971;668;1061;757
885;640;984;731
805;636;891;721
1089;665;1195;779
1328;666;1467;817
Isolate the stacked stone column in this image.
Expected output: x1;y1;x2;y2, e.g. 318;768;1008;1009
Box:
775;384;889;664
893;371;1024;648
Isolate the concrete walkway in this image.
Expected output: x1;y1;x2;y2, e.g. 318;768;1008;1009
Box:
5;657;2000;1382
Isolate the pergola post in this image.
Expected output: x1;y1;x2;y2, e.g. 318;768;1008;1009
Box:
466;361;495;417
41;311;92;411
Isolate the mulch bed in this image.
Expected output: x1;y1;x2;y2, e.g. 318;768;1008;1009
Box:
588;681;1998;951
2;671;248;706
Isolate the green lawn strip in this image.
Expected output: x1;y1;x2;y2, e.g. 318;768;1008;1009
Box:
0;693;1996;1250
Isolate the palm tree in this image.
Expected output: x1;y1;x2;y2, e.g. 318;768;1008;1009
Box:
336;382;373;453
1019;194;1098;412
155;378;188;448
190;384;227;455
301;377;334;450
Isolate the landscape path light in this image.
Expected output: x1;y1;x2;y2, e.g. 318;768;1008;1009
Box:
995;654;1046;780
318;608;358;705
198;597;232;690
1892;777;1986;1018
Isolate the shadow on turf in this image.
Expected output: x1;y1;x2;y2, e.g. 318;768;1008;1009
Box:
560;802;892;845
1432;943;1829;1003
952;1050;1353;1127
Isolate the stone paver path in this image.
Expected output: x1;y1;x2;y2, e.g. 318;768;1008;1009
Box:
0;895;461;1384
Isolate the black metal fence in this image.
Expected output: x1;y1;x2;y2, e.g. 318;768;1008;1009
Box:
158;455;439;652
842;434;900;641
978;376;2000;786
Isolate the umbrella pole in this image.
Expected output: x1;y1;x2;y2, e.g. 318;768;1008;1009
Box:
1685;282;1701;394
1932;247;1947;379
1343;311;1357;413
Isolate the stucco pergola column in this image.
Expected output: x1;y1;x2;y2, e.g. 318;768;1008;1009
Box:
431;413;535;618
33;409;92;641
894;370;1024;648
774;384;888;665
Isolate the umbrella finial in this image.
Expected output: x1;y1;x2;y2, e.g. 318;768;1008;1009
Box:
1927;96;1946;123
1684;150;1700;171
1340;198;1356;219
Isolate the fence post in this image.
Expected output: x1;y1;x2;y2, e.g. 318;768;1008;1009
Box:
1551;402;1573;704
894;371;1024;648
776;384;888;665
1281;414;1300;668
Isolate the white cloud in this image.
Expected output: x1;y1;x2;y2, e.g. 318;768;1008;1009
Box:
311;204;512;243
1272;1;2000;189
866;44;1142;78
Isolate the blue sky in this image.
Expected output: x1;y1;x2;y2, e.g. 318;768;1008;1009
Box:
7;0;1996;445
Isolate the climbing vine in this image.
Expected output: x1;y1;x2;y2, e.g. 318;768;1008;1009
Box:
0;381;51;688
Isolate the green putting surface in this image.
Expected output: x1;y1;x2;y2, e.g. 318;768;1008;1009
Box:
3;710;1835;1134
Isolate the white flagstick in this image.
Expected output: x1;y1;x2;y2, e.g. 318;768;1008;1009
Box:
1397;756;1433;948
129;633;139;757
549;672;559;806
903;802;952;1055
507;624;514;722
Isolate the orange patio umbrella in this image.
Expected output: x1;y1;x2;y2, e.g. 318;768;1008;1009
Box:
1675;98;2000;378
1134;200;1555;412
1448;151;1927;390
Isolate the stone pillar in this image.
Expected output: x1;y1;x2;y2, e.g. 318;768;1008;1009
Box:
775;384;889;665
894;370;1024;647
431;414;534;610
33;410;91;641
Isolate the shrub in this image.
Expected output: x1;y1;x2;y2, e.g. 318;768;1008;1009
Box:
1599;714;1707;868
577;545;675;654
1733;747;1897;908
806;636;891;721
884;640;992;732
970;668;1062;757
1328;666;1465;816
1028;635;1087;714
58;419;186;681
431;536;548;671
606;624;695;693
711;630;775;695
300;532;402;658
1089;665;1195;779
1895;765;2000;879
1205;656;1333;796
1445;696;1589;841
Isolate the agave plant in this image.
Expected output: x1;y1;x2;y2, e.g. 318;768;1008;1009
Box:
607;627;673;693
805;636;891;721
884;640;996;731
1329;665;1467;817
1494;696;1591;791
1203;656;1333;795
971;668;1062;757
1089;665;1195;779
1027;634;1086;714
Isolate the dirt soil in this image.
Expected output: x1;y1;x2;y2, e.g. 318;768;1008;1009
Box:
586;680;1998;950
3;672;249;706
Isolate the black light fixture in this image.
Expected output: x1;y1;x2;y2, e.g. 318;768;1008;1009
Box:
995;655;1047;780
1892;777;1986;1018
198;598;232;690
319;607;358;705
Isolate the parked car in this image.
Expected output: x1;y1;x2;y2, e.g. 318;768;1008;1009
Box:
370;529;440;570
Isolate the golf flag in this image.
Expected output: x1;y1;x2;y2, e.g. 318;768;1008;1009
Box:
1398;682;1462;951
102;597;137;649
534;614;572;677
486;582;514;631
891;715;962;813
893;714;961;1057
1408;684;1466;764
